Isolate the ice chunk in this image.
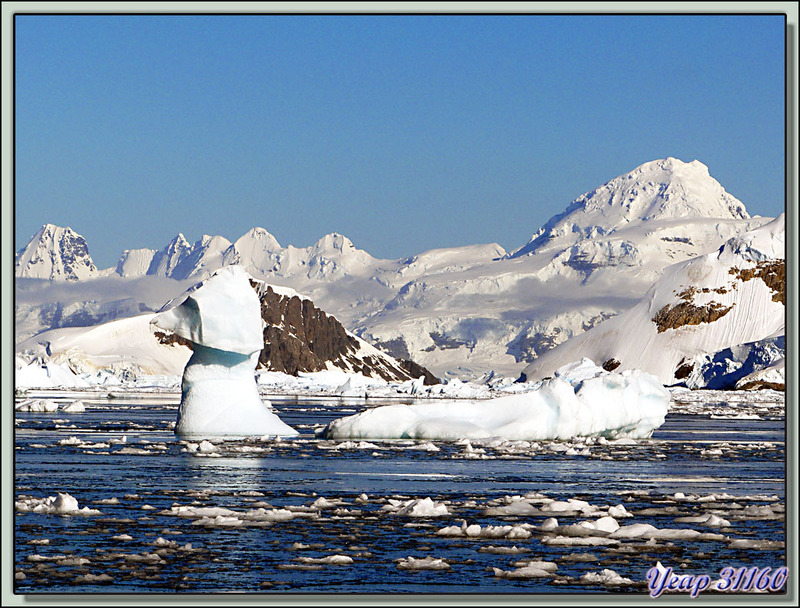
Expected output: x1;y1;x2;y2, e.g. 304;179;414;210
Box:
15;399;58;412
151;266;297;438
16;492;101;516
61;400;86;413
394;497;449;517
321;360;668;440
396;556;451;570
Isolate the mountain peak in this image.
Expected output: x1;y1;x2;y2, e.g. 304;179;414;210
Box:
510;158;750;258
312;233;354;252
237;227;282;250
15;224;98;281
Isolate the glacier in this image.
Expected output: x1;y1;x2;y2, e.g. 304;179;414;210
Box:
150;266;297;438
320;359;669;441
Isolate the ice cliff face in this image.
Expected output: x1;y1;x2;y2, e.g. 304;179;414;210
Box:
15;224;98;281
519;215;786;386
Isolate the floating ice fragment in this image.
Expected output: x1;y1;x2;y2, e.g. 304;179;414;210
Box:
540;517;559;531
592;516;621;533
394;497;449;517
16;399;58;412
674;513;731;527
296;555;354;565
62;400;86;413
197;440;217;453
16;492;101;516
57;436;83;446
396;556;451;570
494;561;558;579
608;504;634;518
579;568;634;586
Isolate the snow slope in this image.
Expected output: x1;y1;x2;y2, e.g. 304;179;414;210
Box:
16;274;438;388
520;215;785;385
509;158;748;258
15;313;192;378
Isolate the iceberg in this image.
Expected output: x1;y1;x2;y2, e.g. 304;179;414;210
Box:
321;359;669;441
151;266;297;438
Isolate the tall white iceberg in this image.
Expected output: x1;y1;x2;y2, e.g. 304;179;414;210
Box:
151;266;297;438
321;359;669;441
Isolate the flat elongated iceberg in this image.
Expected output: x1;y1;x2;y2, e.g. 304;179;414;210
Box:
321;359;669;441
151;266;297;438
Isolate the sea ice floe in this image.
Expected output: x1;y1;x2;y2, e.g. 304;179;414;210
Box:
396;556;451;570
608;504;634;518
383;497;449;517
16;399;59;412
674;513;731;527
728;539;784;551
295;555;354;565
436;520;533;539
493;563;558;579
579;568;634;586
540;498;598;516
478;545;531;554
61;400;86;413
541;536;620;547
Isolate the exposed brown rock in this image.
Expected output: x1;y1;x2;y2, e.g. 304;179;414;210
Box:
673;360;694;380
729;260;785;304
397;359;439;385
153;330;193;350
736;380;785;391
250;281;437;383
653;300;733;333
601;358;621;371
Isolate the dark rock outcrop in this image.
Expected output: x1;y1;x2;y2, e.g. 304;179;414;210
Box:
652;287;734;333
251;281;438;384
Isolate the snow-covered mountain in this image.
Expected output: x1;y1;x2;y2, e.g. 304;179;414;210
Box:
16;274;438;385
519;214;786;386
15;224;98;281
15;158;776;378
349;158;769;376
509;157;748;258
114;229;383;283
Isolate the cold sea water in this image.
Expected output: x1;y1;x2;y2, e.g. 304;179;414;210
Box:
13;390;787;596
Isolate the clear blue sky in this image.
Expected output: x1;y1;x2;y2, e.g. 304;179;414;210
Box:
15;13;786;268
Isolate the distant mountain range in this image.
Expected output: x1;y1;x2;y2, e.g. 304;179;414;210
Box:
15;157;780;379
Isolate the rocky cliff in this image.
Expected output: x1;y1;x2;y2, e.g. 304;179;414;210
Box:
251;281;438;384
